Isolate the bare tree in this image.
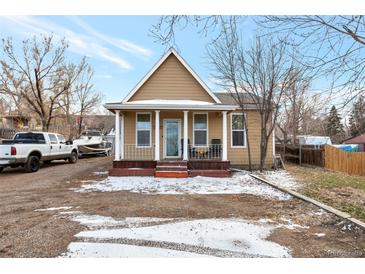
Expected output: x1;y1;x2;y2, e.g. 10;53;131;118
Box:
150;16;245;47
205;20;253;170
259;16;365;105
208;19;308;170
277;70;314;144
0;35;87;131
73;66;102;136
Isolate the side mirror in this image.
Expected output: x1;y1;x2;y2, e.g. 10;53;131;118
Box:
66;140;73;145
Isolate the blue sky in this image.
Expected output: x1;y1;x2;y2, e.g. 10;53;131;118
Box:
0;15;327;106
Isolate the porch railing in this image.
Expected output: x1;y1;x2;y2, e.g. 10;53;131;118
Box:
119;143;222;161
187;144;222;160
123;144;155;160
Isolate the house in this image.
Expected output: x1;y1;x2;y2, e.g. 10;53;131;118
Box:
0;112;31;129
104;48;274;177
343;133;365;152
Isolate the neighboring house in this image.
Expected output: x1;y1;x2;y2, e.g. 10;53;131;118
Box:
104;48;274;177
1;113;30;129
343;133;365;152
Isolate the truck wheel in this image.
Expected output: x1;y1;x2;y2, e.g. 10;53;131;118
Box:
68;151;78;164
25;156;40;173
0;167;3;173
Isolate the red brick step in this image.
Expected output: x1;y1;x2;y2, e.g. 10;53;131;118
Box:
155;170;189;178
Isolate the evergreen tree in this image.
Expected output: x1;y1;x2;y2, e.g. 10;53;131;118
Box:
326;105;345;143
349;96;365;137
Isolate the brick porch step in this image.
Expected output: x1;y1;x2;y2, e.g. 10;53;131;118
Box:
156;161;188;167
155;165;188;171
189;169;231;177
109;168;155;176
155;170;189;178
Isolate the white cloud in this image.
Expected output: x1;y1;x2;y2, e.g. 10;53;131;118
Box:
70;16;152;57
0;16;139;70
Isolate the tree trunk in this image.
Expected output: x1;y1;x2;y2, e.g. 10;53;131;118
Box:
78;115;83;135
259;126;268;172
41;119;48;132
242;112;252;171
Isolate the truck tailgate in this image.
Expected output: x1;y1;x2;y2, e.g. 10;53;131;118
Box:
0;145;12;158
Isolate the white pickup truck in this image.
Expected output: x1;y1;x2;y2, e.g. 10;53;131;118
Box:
0;132;79;173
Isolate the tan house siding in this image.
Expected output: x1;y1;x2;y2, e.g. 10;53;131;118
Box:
128;54;216;103
227;110;273;167
121;110;273;168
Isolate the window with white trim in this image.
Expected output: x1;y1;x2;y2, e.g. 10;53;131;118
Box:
231;113;246;147
136;113;151;147
193;113;208;146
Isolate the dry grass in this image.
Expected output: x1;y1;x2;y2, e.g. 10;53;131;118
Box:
286;164;365;222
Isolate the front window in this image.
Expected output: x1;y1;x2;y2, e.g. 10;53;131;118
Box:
231;113;246;147
48;134;58;144
57;134;66;143
136;113;151;147
193;113;208;146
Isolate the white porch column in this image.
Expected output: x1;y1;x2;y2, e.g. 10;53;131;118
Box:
183;111;189;161
114;110;120;161
120;113;124;160
222;111;228;161
154;110;160;161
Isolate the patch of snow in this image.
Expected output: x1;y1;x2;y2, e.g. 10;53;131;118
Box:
70;214;174;228
342;224;353;231
76;173;291;201
279;218;309;230
93;171;108;175
260;170;301;190
257;218;308;231
60;242;213;258
74;217;291;258
312;209;327;216
35;206;72;212
314;233;326;237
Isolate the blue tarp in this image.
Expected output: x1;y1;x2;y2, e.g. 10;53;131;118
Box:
333;144;360;152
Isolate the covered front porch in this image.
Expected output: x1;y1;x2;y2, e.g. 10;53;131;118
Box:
106;100;237;177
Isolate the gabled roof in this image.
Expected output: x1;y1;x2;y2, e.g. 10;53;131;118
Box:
214;92;257;105
122;48;221;104
343;133;365;144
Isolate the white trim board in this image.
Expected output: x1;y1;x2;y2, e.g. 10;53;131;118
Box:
122;48;221;104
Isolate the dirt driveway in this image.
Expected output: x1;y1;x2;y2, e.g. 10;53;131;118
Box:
0;158;364;257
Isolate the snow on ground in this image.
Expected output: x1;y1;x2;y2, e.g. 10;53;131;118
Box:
93;171;109;175
61;213;295;258
260;170;302;190
314;233;326;237
34;206;73;212
70;214;174;228
76;173;292;200
60;242;213;258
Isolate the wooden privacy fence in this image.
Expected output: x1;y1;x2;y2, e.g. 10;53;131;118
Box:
324;145;365;176
277;143;365;176
276;144;325;167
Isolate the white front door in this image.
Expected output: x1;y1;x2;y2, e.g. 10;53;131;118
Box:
163;119;181;158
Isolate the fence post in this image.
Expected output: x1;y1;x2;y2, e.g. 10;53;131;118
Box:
299;144;302;165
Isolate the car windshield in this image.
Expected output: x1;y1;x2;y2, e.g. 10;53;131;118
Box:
14;133;45;143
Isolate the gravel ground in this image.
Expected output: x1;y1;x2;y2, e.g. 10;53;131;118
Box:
0;158;364;257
